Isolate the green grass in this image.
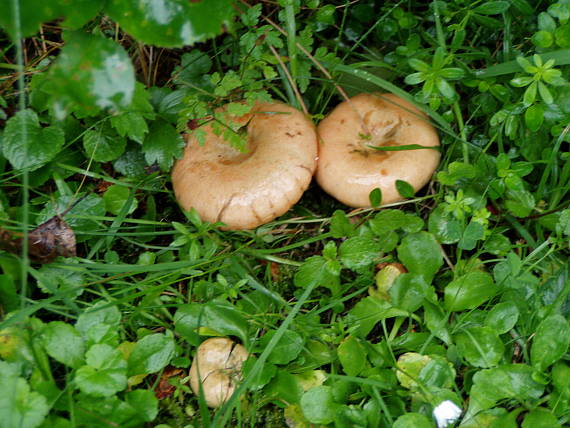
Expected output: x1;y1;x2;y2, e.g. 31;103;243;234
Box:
0;1;569;427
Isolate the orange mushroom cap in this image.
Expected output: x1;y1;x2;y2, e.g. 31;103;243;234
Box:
316;93;441;207
172;101;317;230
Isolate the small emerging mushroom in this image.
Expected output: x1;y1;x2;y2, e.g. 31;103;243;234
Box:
189;337;249;408
316;93;441;207
172;101;317;230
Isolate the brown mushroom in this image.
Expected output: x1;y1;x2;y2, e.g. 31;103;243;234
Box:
316;93;440;207
172;101;317;230
189;337;249;408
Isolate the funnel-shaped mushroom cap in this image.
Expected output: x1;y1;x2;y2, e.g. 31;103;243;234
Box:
172;101;317;230
316;93;440;207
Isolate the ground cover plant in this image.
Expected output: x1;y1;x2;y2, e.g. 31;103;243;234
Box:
0;0;569;427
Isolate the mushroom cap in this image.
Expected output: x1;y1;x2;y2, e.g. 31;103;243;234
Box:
316;93;440;207
189;337;249;408
172;101;317;230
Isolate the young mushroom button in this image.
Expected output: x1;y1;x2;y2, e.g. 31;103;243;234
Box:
316;93;441;208
172;101;317;230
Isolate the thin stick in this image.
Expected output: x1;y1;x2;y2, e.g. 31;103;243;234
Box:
267;44;308;115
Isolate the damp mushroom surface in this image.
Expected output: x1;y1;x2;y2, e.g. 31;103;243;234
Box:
171;101;317;230
316;93;441;207
189;337;249;408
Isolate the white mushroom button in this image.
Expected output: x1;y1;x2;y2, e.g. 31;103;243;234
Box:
316;93;441;207
172;101;318;230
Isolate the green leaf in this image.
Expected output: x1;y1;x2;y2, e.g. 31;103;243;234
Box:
125;390;159;422
389;273;429;312
83;123;127;162
347;296;407;338
128;332;175;376
397;232;443;282
37;194;105;241
2;109;65;171
142;119;185;171
174;301;250;347
523;81;538;105
531;314;570;371
485;302;519;334
338;336;367;376
404;72;426;85
294;255;340;294
370;210;424;234
466;364;544;420
395;180;415;198
45;31;135;117
408;58;430;72
261;330;304;365
538;81;554;104
393;413;433;428
455;326;504;368
505;189;535;217
0;361;50;428
369;188;382;207
42;321;85;369
105;0;236;48
458;221;485;251
103;185;137;216
428;204;463;244
555;24;570;48
522;408;561;428
110;112;149;144
436;77;456;100
444;271;496;311
473;1;510;15
75;344;128;397
330;210;355;238
300;386;338;424
339;237;381;271
75;302;122;346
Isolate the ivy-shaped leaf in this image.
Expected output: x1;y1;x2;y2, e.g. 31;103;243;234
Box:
2;109;64;171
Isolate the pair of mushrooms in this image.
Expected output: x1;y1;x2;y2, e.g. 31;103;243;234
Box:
172;93;441;230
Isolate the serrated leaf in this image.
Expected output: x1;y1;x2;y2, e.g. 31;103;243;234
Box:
83;123;127;162
339;237;381;271
142;119;185;171
45;31;135;118
105;0;236;48
0;362;49;428
75;301;122;346
294;256;340;294
110;112;149;144
2;109;65;171
43;321;85;369
128;333;175;376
